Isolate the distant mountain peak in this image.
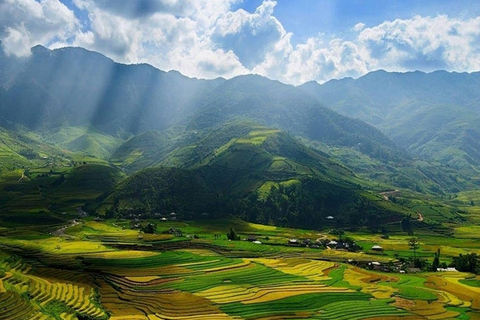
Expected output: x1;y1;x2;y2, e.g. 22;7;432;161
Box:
299;68;480;172
30;44;50;54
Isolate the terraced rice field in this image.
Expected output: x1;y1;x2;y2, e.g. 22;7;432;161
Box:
0;221;479;319
0;252;107;319
73;248;479;319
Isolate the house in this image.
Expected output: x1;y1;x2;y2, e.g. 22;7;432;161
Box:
326;216;334;220
327;240;338;248
247;235;257;242
288;239;300;246
436;267;458;272
371;245;383;251
369;261;383;271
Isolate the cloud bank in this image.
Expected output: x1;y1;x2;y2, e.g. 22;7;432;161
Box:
1;0;480;84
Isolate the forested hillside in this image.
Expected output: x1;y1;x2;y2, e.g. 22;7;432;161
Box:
300;70;480;171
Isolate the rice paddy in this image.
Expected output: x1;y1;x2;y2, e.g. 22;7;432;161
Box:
0;218;478;319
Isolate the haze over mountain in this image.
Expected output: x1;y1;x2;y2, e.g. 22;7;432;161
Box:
0;45;222;135
300;70;480;171
0;45;479;201
0;46;402;163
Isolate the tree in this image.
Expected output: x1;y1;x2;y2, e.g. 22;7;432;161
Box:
142;223;156;234
452;253;479;273
408;237;419;265
227;227;239;241
432;248;440;271
332;228;345;241
401;214;414;235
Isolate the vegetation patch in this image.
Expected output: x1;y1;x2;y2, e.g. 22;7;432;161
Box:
220;292;371;319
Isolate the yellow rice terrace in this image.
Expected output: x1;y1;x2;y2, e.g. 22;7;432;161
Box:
0;218;479;320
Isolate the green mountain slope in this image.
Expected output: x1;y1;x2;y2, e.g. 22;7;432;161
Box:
188;75;406;164
0;124;124;220
308;141;477;194
40;126;123;159
100;167;219;219
99;122;408;229
299;70;480;172
0;46;405;167
102;164;406;229
110;120;473;194
0;163;124;223
110;131;176;173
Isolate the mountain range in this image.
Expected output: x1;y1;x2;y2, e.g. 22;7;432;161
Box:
0;45;478;227
0;45;403;163
300;70;480;171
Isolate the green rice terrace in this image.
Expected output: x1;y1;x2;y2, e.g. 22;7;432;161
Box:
0;215;479;320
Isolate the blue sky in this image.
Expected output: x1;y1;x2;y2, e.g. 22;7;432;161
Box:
238;0;480;40
1;0;480;84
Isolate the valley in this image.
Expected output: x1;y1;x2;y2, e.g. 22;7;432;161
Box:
0;46;479;319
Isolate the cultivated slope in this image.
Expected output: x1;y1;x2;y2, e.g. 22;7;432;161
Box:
102;123;405;228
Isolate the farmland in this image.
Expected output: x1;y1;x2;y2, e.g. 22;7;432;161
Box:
0;218;478;319
2;27;480;320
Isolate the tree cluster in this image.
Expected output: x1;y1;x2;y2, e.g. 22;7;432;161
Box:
451;253;480;274
107;169;400;231
239;178;398;230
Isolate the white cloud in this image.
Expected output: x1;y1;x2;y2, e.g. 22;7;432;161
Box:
74;7;143;61
2;25;31;56
353;22;365;32
70;0;247;78
254;13;480;84
357;15;480;72
75;0;190;18
212;0;286;68
1;0;480;84
0;0;81;56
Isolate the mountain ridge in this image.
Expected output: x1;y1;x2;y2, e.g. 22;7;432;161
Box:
0;45;404;165
299;69;480;171
1;45;478;197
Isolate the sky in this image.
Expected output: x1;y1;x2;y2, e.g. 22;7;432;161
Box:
1;0;480;84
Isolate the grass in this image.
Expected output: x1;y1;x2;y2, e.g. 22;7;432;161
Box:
459;278;480;288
